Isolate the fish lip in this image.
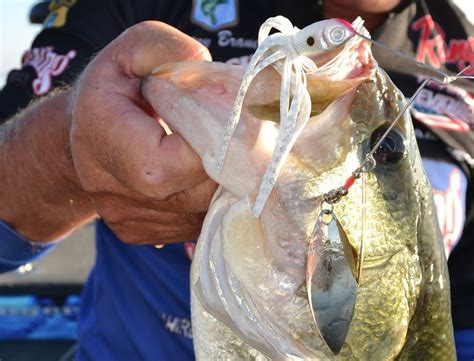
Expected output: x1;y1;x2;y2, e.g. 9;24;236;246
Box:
361;248;405;269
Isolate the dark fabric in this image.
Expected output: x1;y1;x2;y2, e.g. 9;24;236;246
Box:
76;221;194;361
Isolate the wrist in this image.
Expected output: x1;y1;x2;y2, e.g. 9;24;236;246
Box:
0;88;96;241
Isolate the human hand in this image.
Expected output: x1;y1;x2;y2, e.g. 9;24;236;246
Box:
70;21;217;244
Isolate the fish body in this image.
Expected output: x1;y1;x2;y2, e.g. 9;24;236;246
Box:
142;34;455;360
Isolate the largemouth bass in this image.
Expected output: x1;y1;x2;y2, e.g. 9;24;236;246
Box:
141;25;455;360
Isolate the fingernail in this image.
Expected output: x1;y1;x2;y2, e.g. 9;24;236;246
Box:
197;48;212;61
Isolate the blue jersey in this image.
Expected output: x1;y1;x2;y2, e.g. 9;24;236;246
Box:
76;221;194;360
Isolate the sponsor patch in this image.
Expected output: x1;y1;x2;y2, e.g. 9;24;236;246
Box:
161;313;193;339
410;15;474;132
191;0;239;32
423;159;467;257
22;47;76;96
412;83;473;132
43;0;77;29
412;15;474;76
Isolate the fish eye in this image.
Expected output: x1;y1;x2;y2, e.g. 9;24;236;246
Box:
307;36;315;46
370;125;406;165
329;26;346;43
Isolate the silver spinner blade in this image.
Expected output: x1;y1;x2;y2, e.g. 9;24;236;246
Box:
306;211;357;354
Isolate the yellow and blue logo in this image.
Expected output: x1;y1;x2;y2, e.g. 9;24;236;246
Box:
43;0;77;29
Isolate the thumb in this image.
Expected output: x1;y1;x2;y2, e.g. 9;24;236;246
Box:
112;21;212;77
71;21;211;199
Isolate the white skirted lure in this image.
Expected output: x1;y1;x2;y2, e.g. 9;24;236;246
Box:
216;16;355;218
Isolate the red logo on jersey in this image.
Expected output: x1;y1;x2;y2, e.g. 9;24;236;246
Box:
22;47;76;96
432;168;464;256
412;15;474;75
411;16;474;132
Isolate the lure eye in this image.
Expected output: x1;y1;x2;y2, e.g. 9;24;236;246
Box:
329;26;346;43
307;36;315;46
370;125;406;165
322;22;352;49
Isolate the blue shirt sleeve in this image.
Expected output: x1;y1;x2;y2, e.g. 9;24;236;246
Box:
0;220;55;273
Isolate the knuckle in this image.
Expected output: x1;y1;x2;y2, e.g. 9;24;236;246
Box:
107;222;145;245
130;20;157;34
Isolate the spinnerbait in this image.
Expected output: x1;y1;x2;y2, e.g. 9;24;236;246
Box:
216;15;356;217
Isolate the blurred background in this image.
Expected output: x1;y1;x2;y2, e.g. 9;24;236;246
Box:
1;0;38;86
0;0;473;360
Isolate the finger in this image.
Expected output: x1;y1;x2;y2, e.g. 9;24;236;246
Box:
112;21;212;78
150;134;218;197
151;178;217;213
93;194;208;225
78;98;208;197
73;81;208;199
97;177;217;213
108;217;205;244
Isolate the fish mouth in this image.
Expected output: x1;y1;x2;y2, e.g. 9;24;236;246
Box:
310;25;374;81
361;248;404;269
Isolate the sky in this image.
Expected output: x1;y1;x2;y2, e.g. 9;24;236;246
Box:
0;0;42;86
0;0;473;87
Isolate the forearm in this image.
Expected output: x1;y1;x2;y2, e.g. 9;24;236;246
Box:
0;89;96;242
